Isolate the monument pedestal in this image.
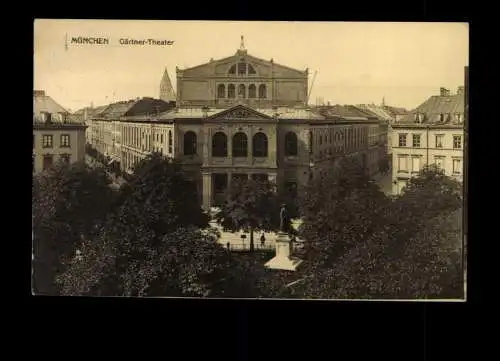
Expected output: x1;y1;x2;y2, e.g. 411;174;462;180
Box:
265;232;303;271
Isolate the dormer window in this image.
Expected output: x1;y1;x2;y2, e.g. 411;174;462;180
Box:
43;112;52;124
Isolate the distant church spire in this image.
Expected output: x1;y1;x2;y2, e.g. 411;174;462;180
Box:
159;67;176;102
381;96;386;107
240;35;245;50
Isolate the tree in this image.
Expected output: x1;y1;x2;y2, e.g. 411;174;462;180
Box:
397;164;462;218
296;207;463;299
297;156;390;267
294;165;464;299
32;160;116;295
56;153;213;296
57;226;237;297
214;178;280;252
119;153;209;232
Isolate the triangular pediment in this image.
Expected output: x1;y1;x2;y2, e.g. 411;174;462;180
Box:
207;105;273;121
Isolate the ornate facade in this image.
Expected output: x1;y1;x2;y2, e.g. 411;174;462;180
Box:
90;42;381;210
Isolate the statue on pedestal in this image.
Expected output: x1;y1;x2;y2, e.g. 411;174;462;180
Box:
279;204;290;234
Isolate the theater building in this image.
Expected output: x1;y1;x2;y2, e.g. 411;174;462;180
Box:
90;40;380;210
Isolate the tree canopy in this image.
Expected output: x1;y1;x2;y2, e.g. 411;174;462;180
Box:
215;177;280;251
32;160;116;295
56;154;214;296
291;164;464;299
297;156;390;267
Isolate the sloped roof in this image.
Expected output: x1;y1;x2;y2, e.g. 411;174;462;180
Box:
95;98;174;119
383;105;409;116
313;105;370;120
99;100;138;118
399;94;464;124
356;104;395;121
181;49;305;76
33;93;68;115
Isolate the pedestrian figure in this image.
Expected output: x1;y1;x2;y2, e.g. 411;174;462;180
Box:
260;233;266;248
226;242;230;250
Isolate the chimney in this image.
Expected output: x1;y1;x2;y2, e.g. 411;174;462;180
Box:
440;87;450;96
457;86;465;96
34;90;45;97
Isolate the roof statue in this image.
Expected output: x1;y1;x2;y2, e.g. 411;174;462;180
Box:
159;67;176;102
240;35;245;51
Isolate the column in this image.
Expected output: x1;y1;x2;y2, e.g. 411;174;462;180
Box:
227;171;232;191
202;172;212;211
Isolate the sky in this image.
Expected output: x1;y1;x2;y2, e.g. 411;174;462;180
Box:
34;20;469;112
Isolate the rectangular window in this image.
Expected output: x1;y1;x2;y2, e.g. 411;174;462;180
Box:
453;158;461;174
453;135;462;149
60;134;70;148
412;134;421;148
398;155;408;172
435;134;444;148
42;135;53;148
60;154;71;164
398;133;407;147
434;156;445;170
411;156;421;173
42;154;53;170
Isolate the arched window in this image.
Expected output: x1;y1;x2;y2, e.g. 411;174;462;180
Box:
309;131;313;154
228;84;236;99
212;132;227;157
232;132;248;157
238;84;246;99
258;84;267;98
248;84;256;98
229;65;236;75
183;131;197;155
237;62;246;75
217;84;225;98
252;132;268;157
248;65;256;74
285;132;298;156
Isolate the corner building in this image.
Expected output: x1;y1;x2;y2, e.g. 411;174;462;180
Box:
92;44;378;210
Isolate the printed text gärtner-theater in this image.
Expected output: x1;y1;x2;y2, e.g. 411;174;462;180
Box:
70;37;174;46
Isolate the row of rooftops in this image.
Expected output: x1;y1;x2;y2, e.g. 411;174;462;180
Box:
34;84;464;127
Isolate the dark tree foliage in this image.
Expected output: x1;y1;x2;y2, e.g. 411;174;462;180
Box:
297;208;463;299
294;165;464;299
297;156;390;267
32;161;116;295
57;154;213;296
58;226;236;297
215;178;280;252
120;153;209;232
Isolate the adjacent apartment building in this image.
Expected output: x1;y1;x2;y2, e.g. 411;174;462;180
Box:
33;90;87;174
391;86;465;195
89;41;383;210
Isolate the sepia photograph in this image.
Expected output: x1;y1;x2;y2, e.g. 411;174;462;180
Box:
32;20;468;300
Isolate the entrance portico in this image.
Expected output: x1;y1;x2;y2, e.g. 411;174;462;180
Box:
201;169;278;210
